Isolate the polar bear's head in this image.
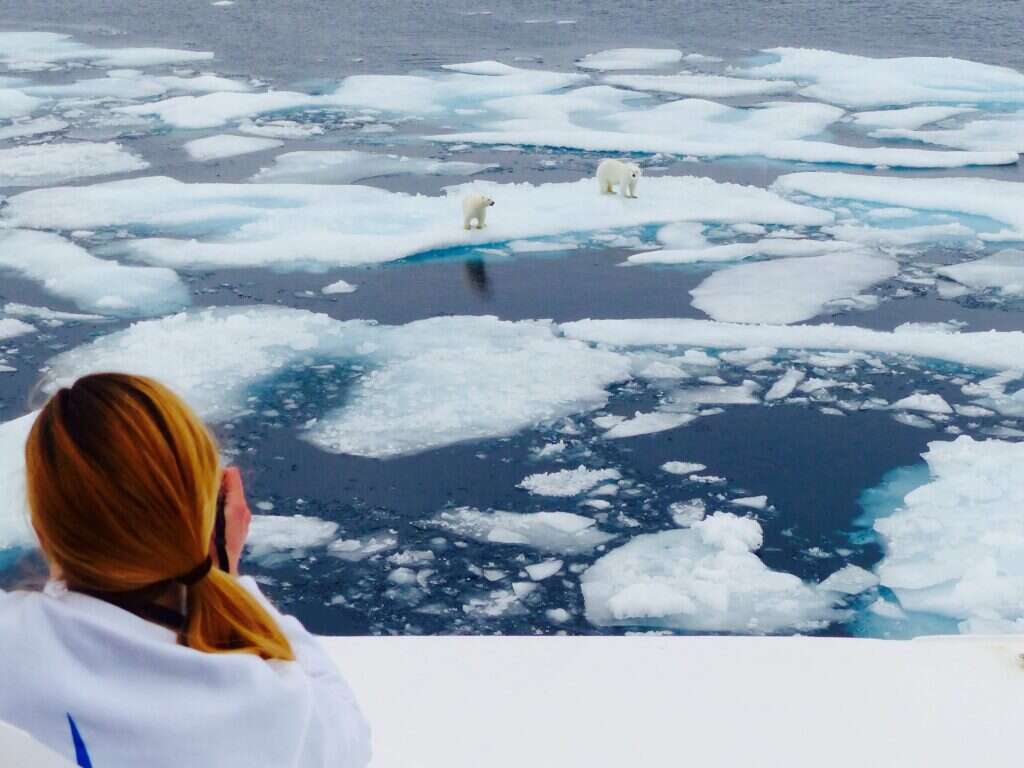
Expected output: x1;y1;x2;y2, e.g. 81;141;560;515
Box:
484;196;495;206
628;164;642;180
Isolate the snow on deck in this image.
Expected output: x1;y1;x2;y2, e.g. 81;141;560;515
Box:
327;634;1024;767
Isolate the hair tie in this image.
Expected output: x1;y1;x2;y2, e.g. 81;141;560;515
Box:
177;556;213;586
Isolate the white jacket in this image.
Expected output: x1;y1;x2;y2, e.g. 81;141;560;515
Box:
0;577;371;767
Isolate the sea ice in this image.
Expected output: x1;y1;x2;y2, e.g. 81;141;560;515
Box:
518;466;622;497
427;507;615;554
889;394;953;415
251;150;495;184
322;279;358;295
601;411;697;439
576;49;683;71
3;174;830;270
0;116;66;140
689;251;897;324
627;237;857;266
183;134;283;161
661;462;706;475
818;565;879;595
765;368;806;401
0;31;214;69
0;88;39;119
730;496;768;510
849;106;976;130
582;512;844;632
938;250;1024;296
0;229;187;315
0;141;148;187
871;113;1024;153
328;533;398;562
604;72;796;98
745;48;1024;108
525;559;563;581
871;436;1024;632
246;514;339;560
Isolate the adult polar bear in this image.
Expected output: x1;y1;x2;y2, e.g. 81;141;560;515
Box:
597;158;641;198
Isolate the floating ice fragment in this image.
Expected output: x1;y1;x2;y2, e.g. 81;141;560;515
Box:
0;116;67;140
938;250;1024;297
661;462;706;476
183;134;283;161
576;49;683;72
602;411;697;439
730;496;768;510
628;237;856;266
892;413;935;429
872;113;1024;153
518;466;622;497
427;507;614;554
0;141;148;187
818;565;879;595
322;279;358;295
251;150;496;184
765;368;806;401
604;72;796;98
668;499;706;527
850;106;976;130
0;31;214;69
690;251;898;324
889;394;953;415
525;560;563;581
582;512;844;632
328;532;398;561
247;514;339;560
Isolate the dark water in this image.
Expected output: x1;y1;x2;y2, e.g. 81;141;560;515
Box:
1;1;1023;636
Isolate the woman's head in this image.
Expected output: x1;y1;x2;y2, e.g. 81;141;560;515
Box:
25;373;293;661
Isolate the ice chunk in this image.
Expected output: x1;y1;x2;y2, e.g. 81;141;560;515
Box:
819;565;879;595
39;308;632;456
774;172;1024;240
892;413;934;429
0;89;39;119
183;134;283;161
561;318;1024;374
0;116;67;140
0;230;187;316
322;279;358;295
0;413;36;549
0;141;148;187
118;90;322;129
519;466;622;497
690;251;898;324
745;48;1024;108
938;250;1024;296
251;150;496;184
661;461;706;476
605;72;796;98
889;394;953;415
544;608;571;623
328;532;398;561
765;368;806;401
871;437;1024;632
730;496;768;510
850;106;976;129
236;119;325;139
582;512;843;632
0;318;35;340
525;559;563;581
0;31;213;69
4;175;830;270
576;48;683;71
628;237;857;266
602;411;697;439
247;514;339;560
668;381;760;410
2;303;105;326
427;507;615;554
872;113;1024;153
668;499;707;527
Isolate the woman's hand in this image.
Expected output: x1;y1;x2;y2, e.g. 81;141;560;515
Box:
217;467;251;577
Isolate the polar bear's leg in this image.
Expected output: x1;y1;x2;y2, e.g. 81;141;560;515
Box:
628;179;637;198
619;179;629;197
477;209;486;229
464;215;472;230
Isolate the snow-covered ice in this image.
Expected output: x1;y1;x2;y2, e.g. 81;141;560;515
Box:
870;436;1024;633
601;411;697;439
849;106;976;130
938;250;1024;296
518;466;622;496
661;461;706;475
183;134;283;161
582;512;844;632
576;48;682;71
604;72;796;98
250;151;496;184
321;279;358;295
3;175;831;270
818;565;879;595
246;514;339;561
872;113;1024;153
0;142;148;187
426;507;615;554
745;48;1024;107
0;229;187;315
889;393;953;414
0;31;213;69
627;237;857;266
689;251;897;324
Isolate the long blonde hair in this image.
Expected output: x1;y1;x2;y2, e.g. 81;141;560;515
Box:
25;373;293;661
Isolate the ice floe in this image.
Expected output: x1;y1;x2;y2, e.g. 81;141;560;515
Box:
774;172;1024;240
601;411;697;439
426;507;615;554
0;116;67;141
689;251;897;324
247;514;339;561
250;150;496;184
37;308;633;456
745;48;1024;107
321;279;358;295
0;141;147;187
576;48;683;71
604;72;796;98
627;237;857;266
819;565;879;595
518;466;621;496
0;31;214;70
582;513;844;633
661;461;706;475
183;134;283;161
870;437;1024;633
872;113;1024;153
849;106;976;130
3;175;830;270
938;250;1024;296
0;229;187;315
889;394;953;415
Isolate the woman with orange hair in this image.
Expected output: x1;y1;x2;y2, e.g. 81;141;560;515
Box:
0;373;371;767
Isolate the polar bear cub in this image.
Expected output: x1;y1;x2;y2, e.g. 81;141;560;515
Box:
597;158;641;198
463;193;495;230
